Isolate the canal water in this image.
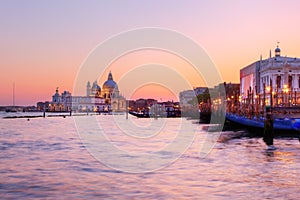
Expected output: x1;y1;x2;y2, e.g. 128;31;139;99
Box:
1;113;300;199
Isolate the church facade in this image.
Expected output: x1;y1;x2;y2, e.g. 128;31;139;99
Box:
47;72;126;112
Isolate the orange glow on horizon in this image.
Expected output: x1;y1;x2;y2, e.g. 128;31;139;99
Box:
96;49;206;100
129;83;178;102
2;1;300;106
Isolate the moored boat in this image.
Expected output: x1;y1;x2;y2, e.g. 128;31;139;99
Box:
129;110;181;118
226;113;300;134
129;111;150;118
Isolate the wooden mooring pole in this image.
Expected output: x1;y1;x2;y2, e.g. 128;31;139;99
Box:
263;79;274;147
126;100;128;120
263;106;274;146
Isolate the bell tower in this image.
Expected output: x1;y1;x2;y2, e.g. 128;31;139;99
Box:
86;81;91;96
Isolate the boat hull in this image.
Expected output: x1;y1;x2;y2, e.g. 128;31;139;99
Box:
129;111;181;118
226;114;300;136
129;111;150;118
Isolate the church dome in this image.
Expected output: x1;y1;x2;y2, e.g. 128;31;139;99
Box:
103;71;118;90
103;80;117;89
275;45;281;57
92;81;101;91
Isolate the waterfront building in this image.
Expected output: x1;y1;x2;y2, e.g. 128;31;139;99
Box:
128;98;157;113
39;72;126;112
71;95;106;112
193;87;209;96
37;101;50;111
50;89;72;111
75;71;126;112
179;87;210;116
223;82;240;113
179;87;210;106
240;46;300;107
128;98;180;117
179;90;196;106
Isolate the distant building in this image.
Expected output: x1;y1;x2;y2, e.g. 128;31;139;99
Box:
179;90;196;106
128;98;157;113
128;98;180;117
37;101;50;111
50;89;72;111
240;45;300;106
224;82;240;100
193;87;208;96
39;71;126;112
72;71;126;112
179;87;209;106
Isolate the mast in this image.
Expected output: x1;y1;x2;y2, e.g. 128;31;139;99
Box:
13;82;15;107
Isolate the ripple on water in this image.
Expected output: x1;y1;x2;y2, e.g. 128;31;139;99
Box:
0;116;300;199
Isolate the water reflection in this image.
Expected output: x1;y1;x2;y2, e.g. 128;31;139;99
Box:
264;149;296;164
264;150;275;161
0;115;300;199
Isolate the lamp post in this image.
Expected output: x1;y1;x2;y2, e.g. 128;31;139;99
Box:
270;79;273;108
290;88;293;106
283;84;289;107
275;87;278;106
266;85;271;106
295;90;297;106
263;83;266;113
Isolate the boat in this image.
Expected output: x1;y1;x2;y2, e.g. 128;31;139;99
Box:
5;108;17;112
226;113;300;134
129;110;181;118
129;111;150;118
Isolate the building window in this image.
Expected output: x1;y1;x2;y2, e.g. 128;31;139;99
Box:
276;76;281;89
288;75;293;89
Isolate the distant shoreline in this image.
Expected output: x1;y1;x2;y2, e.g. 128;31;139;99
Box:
1;111;125;119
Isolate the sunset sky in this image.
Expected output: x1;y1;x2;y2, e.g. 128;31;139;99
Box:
1;0;300;105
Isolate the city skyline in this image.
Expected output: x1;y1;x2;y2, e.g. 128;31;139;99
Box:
1;0;300;105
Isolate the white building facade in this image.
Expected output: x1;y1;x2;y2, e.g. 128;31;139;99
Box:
49;72;126;112
240;46;300;107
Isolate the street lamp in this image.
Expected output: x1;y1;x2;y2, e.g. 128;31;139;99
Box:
283;84;289;106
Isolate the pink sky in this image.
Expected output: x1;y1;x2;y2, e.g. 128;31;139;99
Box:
1;0;300;105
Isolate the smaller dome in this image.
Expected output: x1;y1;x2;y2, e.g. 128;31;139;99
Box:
54;87;60;96
275;45;281;57
92;81;101;90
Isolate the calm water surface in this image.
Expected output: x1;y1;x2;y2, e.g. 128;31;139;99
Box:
1;113;300;199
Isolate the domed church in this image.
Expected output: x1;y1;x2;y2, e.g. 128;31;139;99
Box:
86;71;126;112
48;71;126;112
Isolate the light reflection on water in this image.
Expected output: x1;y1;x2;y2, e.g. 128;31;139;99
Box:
1;114;300;199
